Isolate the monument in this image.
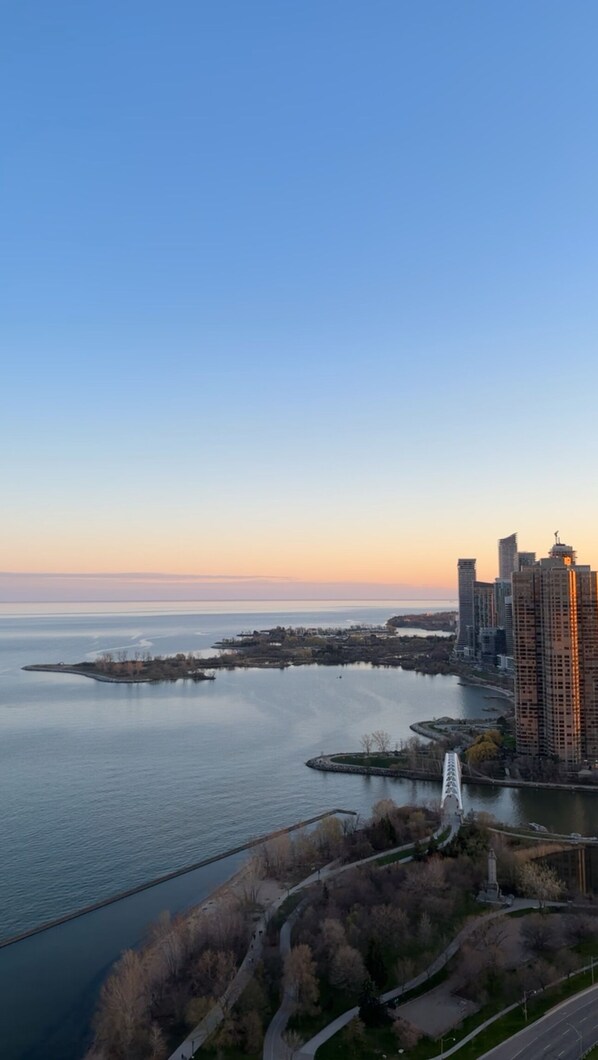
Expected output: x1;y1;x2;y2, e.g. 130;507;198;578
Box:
477;847;502;904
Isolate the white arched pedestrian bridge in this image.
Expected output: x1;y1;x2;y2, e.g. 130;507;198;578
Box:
441;751;463;826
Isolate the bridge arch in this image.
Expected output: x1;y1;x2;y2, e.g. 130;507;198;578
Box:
441;751;463;825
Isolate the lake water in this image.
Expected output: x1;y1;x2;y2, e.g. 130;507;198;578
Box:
1;599;596;1059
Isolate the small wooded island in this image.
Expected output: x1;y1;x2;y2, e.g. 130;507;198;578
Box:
23;653;216;684
23;612;505;688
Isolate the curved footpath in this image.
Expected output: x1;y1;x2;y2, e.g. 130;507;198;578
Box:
293;900;533;1059
173;822;597;1060
262;901;307;1060
170;827;453;1060
292;903;598;1060
295;903;598;1060
263;824;457;1060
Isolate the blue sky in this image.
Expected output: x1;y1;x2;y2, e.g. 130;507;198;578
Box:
3;2;598;597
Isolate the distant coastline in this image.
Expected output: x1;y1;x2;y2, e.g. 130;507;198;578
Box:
21;611;516;692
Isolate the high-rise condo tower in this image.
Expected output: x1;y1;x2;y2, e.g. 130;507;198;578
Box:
512;537;598;765
457;558;476;652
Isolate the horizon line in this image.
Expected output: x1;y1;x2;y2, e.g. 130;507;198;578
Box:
0;596;457;604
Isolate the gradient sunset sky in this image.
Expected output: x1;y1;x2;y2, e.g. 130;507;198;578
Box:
3;2;598;601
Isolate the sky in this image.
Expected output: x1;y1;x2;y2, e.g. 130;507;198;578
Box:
3;2;598;601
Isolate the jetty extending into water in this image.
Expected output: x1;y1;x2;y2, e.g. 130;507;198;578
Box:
0;808;356;951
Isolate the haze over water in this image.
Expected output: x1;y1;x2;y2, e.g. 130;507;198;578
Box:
1;600;597;1060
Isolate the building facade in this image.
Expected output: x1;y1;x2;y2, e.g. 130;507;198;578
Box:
512;540;598;765
456;559;476;652
494;578;514;655
518;551;536;569
498;532;518;581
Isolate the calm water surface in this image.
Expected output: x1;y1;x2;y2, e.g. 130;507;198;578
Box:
0;600;596;1059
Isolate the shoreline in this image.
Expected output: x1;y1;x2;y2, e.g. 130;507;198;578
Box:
22;658;514;688
21;663;215;684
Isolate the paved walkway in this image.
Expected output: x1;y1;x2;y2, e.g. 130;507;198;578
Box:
295;901;598;1060
262;902;306;1060
264;824;458;1060
294;900;540;1058
169;824;454;1060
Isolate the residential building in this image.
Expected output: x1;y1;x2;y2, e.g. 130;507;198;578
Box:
498;532;518;581
518;551;536;569
494;578;514;655
474;581;496;641
512;539;598;765
456;559;476;653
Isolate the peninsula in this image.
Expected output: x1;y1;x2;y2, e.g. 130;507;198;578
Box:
23;654;215;684
23;612;512;691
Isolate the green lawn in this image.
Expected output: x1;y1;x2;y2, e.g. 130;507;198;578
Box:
371;847;414;866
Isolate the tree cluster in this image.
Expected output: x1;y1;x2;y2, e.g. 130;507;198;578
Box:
93;651;212;682
255;816;349;883
287;839;480;1038
85;902;248;1060
454;908;598;1009
342;799;438;861
464;728;503;768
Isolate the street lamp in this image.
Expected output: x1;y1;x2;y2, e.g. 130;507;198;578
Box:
565;1022;583;1060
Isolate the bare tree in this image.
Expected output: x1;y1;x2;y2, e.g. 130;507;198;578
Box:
341;1017;367;1057
282;1029;304;1058
190;948;236;998
329;945;367;993
314;815;343;857
320;917;347;959
284;944;320;1014
393;1017;422;1050
237;857;263;909
93;949;150;1058
520;913;562;955
185;995;214;1028
518;862;563;908
371;729;392;753
240;1010;263;1054
394;956;416;988
360;733;373;756
418;911;433;947
147;1023;167;1060
371;798;397;822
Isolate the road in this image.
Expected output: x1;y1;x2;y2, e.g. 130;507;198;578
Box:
478;984;598;1060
